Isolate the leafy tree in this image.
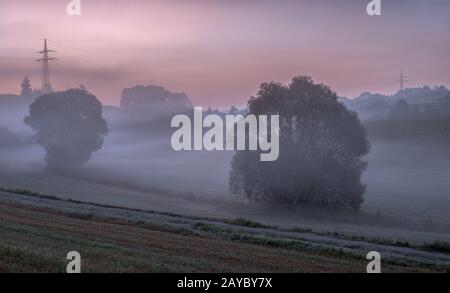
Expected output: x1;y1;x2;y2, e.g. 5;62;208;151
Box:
21;76;32;97
25;89;108;170
230;76;370;210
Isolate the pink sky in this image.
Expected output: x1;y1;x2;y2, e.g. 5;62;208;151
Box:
0;0;449;106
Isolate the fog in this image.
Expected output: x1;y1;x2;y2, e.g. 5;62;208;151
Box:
1;86;450;242
1;124;450;232
89;129;234;198
364;140;450;224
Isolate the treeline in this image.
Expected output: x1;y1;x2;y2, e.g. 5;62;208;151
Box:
365;117;450;144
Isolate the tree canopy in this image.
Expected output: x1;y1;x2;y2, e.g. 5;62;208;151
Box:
230;76;370;210
25;89;108;171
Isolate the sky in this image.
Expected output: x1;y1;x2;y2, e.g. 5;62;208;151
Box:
0;0;449;107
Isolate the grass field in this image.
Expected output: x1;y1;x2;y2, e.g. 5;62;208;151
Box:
1;190;448;273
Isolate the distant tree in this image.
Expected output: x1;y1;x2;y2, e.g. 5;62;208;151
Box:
21;76;32;97
117;85;193;133
120;85;192;111
229;105;239;115
389;99;419;120
24;89;108;170
230;76;370;210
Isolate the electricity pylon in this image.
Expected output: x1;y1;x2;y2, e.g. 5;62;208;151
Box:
36;39;57;93
395;71;408;91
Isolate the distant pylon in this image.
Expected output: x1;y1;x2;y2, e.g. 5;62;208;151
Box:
36;39;57;93
395;71;408;91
